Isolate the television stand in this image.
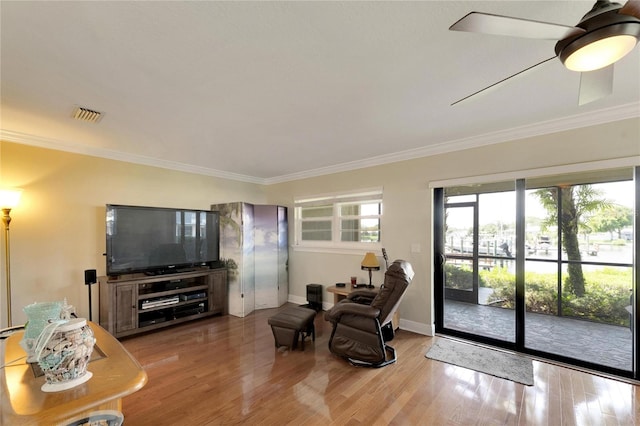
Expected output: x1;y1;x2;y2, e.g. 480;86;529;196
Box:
99;268;227;338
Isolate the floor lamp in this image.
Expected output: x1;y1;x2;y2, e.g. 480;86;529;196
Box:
1;188;22;327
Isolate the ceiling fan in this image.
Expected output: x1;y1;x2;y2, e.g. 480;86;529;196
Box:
449;0;640;105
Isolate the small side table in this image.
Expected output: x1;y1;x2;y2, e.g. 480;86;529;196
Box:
326;284;370;305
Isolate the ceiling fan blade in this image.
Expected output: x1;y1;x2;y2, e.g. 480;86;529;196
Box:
449;12;586;40
619;0;640;19
578;65;614;105
451;57;555;106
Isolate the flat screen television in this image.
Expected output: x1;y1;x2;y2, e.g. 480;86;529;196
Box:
106;204;220;276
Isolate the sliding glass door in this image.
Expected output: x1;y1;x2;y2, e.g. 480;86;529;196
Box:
434;166;639;379
523;177;635;372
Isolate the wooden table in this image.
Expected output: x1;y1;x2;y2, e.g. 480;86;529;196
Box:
1;321;147;425
326;284;370;304
326;285;399;329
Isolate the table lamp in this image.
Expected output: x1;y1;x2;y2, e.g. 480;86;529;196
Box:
361;252;380;289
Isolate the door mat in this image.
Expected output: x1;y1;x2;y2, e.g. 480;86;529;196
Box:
425;338;534;386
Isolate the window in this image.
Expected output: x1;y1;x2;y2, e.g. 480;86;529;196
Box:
300;204;333;241
295;188;383;249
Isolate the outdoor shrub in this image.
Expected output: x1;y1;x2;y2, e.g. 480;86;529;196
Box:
525;276;559;315
484;269;558;314
481;267;515;306
563;268;631;326
481;266;631;326
444;263;486;290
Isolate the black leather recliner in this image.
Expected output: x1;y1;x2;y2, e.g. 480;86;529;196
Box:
324;259;414;367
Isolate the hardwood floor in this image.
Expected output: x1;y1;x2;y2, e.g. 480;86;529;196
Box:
120;304;640;425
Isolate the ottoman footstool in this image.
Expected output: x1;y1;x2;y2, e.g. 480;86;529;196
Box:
268;306;316;350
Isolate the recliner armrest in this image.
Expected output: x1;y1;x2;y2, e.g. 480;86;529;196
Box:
346;289;377;304
324;301;380;323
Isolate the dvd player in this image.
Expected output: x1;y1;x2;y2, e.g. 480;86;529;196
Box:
179;292;207;301
140;296;180;310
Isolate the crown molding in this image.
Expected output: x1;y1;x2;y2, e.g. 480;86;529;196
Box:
2;102;638;186
265;102;640;184
0;129;265;184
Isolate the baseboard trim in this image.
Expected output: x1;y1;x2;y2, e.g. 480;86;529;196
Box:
287;294;307;305
399;319;434;336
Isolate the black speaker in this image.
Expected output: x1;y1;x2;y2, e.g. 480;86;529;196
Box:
85;269;97;321
84;269;97;285
306;284;322;312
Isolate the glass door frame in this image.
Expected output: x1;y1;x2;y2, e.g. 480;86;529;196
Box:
434;168;640;380
435;186;520;349
443;200;480;305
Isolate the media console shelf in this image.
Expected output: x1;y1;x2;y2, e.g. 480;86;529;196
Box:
99;268;227;338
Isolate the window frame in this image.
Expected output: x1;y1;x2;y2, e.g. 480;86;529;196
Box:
294;188;383;252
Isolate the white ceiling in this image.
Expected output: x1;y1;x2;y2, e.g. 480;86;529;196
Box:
1;1;639;184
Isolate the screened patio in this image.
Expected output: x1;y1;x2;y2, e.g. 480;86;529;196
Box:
444;299;632;372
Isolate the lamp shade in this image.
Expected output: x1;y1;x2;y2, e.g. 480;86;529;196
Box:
361;252;380;270
0;189;22;209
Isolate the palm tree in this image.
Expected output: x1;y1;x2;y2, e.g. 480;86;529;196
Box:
534;185;609;297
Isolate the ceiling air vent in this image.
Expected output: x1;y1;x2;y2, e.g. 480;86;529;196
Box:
72;107;103;123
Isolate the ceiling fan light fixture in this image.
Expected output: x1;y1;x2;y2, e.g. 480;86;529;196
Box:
558;22;640;72
565;34;637;71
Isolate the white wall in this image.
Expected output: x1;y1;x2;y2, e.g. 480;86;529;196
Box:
0;142;266;326
266;117;640;335
2;117;639;331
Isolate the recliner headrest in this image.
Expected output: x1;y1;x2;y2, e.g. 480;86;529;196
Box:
387;259;414;282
